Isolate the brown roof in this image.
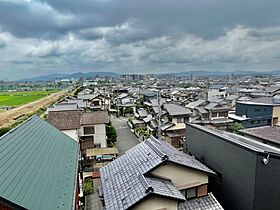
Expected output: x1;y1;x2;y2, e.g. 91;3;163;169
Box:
81;111;109;125
240;126;280;146
47;110;81;130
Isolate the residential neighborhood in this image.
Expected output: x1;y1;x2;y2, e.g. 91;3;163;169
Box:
1;73;280;210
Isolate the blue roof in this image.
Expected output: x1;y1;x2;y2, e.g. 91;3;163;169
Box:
0;115;79;210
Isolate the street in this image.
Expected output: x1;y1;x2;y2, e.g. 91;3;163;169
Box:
110;116;140;155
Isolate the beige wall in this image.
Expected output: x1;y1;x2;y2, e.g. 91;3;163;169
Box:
273;106;280;125
132;195;178;210
151;162;208;189
80;124;107;147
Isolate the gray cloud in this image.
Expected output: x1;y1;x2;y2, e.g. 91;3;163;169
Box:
0;0;280;80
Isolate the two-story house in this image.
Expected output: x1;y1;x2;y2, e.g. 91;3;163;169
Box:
207;85;228;102
80;111;109;154
229;96;280;128
100;136;223;210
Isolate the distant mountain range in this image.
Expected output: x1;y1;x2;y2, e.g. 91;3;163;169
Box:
18;72;120;82
17;70;280;82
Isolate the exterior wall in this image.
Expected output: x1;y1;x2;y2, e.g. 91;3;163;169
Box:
132;195;178;210
208;89;227;102
186;124;257;210
80;124;107;147
151;162;208;189
272;106;280;126
62;130;79;142
235;103;273;128
254;155;280;210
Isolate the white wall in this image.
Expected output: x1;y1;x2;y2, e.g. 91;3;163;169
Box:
80;124;107;147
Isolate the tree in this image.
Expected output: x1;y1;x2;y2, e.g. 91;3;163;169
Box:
106;124;117;142
228;122;245;134
83;179;94;195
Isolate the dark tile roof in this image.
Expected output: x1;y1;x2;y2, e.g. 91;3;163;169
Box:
164;104;192;116
240;126;280;146
100;137;215;210
80;111;109;125
0;116;79;210
179;193;224;210
47;110;81;130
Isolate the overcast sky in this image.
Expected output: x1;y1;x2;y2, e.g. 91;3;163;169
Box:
1;0;280;80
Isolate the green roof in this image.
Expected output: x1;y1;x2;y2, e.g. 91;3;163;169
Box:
0;115;79;210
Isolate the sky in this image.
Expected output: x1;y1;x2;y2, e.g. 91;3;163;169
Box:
0;0;280;80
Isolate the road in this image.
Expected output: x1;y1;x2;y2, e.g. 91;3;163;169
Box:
111;116;140;155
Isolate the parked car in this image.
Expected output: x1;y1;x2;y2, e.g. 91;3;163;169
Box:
96;154;116;161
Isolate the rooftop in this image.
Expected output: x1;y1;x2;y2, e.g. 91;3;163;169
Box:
179;193;224;210
164;103;192;116
240;126;280;146
0;116;79;210
100;137;214;210
47;110;81;130
188;123;280;155
80;111;109;125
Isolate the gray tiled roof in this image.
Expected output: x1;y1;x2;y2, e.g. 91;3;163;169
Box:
179;193;224;210
186;99;207;109
100;137;215;210
164;103;192;116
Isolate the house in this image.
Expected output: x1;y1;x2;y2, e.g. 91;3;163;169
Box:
78;93;110;110
186;123;280;210
229;96;280;128
46;102;80;114
0;116;80;210
240;126;280;148
187;99;233;130
161;104;192;148
47;110;81;142
100;136;223;210
80;111;110;151
207;85;228;102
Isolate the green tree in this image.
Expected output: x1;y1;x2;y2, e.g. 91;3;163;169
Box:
228;122;245;134
106;124;117;142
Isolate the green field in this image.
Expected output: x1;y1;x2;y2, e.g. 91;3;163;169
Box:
0;90;58;107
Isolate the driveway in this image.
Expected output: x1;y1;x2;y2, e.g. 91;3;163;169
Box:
110;116;140;155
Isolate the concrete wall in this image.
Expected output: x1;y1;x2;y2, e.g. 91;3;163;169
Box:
80;124;107;147
151;162;208;189
186;124;257;210
132;195;178;210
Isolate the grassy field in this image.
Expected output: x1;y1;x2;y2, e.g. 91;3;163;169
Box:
0;90;58;107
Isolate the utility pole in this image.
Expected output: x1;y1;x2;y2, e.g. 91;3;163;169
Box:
157;90;162;140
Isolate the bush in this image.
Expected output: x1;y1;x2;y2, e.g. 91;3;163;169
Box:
0;127;10;137
228;122;245;134
84;179;94;195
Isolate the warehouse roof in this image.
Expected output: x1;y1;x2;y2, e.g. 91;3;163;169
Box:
0;115;79;210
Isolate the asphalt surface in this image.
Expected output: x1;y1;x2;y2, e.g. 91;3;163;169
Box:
111;116;140;155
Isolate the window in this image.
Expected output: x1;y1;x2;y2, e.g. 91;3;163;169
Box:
197;185;208;197
84;126;95;135
255;108;261;112
95;143;101;148
177;118;184;123
186;188;197;199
